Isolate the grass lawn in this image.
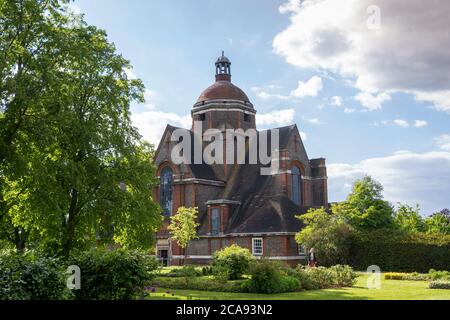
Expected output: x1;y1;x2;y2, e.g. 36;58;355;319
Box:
146;274;450;300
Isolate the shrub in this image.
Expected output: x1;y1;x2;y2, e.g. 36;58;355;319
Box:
212;245;255;280
428;269;450;281
329;265;358;287
202;266;213;276
304;267;336;289
429;281;450;289
151;276;244;292
0;251;70;300
68;248;158;300
165;265;201;278
22;255;71;300
408;272;428;281
291;266;316;290
243;260;300;294
290;265;357;290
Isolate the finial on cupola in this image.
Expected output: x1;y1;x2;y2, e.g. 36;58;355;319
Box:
215;51;231;82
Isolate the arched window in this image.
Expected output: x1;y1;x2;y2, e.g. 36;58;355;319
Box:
160;167;173;216
211;208;220;235
291;166;302;206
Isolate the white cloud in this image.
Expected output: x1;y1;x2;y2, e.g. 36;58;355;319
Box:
328;151;450;214
435;134;450;151
123;67;138;80
67;3;82;15
414;91;450;113
254;90;290;100
290;76;323;98
393;119;410;128
375;119;428;128
354;92;391;111
252;76;323;101
273;0;450;112
299;131;307;141
414;120;428;128
330;96;343;107
141;89;157;110
132;111;191;145
256;109;296;127
306;118;323;125
344;108;355;114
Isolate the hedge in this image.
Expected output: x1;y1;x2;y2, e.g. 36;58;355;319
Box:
348;230;450;272
68;248;159;300
384;272;428;281
150;276;245;292
429;281;450;289
0;251;71;300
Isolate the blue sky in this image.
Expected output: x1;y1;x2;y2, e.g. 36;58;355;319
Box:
73;0;450;214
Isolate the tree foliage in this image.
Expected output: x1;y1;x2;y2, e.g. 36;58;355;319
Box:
0;0;162;254
342;176;394;230
425;209;450;235
295;207;352;266
394;203;426;233
168;207;199;250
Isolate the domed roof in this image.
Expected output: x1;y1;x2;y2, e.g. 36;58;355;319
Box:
197;80;250;103
196;52;251;105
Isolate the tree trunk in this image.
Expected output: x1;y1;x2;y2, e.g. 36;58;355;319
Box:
14;228;26;252
62;188;78;256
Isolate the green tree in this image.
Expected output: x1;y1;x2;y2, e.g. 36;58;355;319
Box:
342;176;394;230
425;209;450;234
295;207;352;266
394;203;425;233
1;0;162;254
168;207;199;262
0;0;74;250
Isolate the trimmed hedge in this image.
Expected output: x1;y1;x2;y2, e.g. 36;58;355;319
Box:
429;281;450;289
348;230;450;272
384;272;428;281
151;276;245;293
163;265;202;278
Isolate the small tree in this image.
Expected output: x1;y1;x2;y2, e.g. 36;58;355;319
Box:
295;206;352;266
167;207;200;263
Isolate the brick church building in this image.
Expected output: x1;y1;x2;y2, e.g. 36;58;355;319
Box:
153;53;328;266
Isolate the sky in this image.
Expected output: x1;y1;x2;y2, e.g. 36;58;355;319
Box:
73;0;450;215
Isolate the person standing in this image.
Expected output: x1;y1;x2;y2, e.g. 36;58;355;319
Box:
308;247;317;267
